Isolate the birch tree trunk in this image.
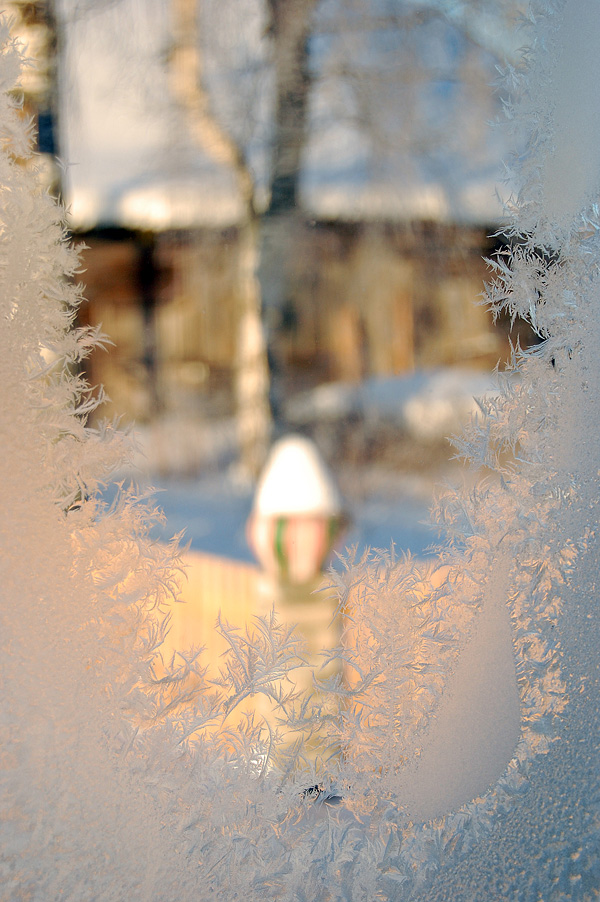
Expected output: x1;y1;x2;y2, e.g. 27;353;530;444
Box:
259;0;318;425
171;0;271;478
171;0;319;473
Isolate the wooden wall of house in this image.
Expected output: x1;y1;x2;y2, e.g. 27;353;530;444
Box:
76;233;147;420
77;221;510;425
284;221;500;387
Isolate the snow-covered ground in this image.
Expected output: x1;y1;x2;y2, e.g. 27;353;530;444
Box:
129;367;495;565
148;467;440;565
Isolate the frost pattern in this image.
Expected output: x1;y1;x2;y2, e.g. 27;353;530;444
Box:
1;2;600;899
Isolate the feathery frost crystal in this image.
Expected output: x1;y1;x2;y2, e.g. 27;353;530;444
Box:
1;1;600;898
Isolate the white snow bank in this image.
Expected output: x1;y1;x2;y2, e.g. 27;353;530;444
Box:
402;369;499;442
128;416;238;477
286;368;501;443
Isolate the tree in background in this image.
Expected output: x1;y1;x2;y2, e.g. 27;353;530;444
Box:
169;0;317;478
169;0;524;477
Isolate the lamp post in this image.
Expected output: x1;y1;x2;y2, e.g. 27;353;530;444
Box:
246;434;346;586
247;434;348;735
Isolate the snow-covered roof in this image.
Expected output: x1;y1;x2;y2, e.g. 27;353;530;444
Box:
56;0;517;231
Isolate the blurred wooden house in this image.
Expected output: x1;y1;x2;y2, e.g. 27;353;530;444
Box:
75;219;504;425
12;0;526;427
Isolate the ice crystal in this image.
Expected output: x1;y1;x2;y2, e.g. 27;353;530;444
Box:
1;1;600;899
